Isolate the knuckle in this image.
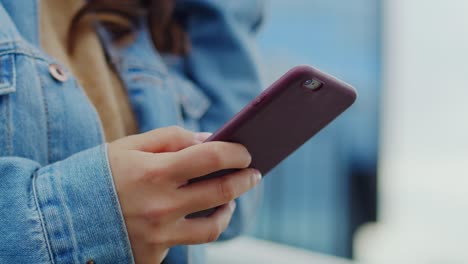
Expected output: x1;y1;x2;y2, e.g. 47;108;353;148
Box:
154;160;172;176
140;162;156;179
206;143;226;168
218;177;237;201
143;208;164;224
167;125;186;135
141;163;162;182
143;204;179;224
142;156;174;182
165;126;188;142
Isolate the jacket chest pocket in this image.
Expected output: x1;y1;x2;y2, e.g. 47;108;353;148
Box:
0;48;50;164
122;67;211;133
170;72;211;132
0;46;104;163
30;57;105;163
100;27;211;133
0;52;16;156
123;69;184;132
0;53;16;96
0;49;52;161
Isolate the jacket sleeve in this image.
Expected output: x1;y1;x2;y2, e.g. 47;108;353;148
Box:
0;145;134;263
176;0;265;239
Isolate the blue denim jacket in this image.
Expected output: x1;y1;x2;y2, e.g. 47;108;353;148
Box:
0;0;263;263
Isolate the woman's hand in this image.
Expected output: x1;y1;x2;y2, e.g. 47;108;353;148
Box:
107;126;261;264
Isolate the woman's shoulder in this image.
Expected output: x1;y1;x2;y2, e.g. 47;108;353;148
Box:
0;2;48;61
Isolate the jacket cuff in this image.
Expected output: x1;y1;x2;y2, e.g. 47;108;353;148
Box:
34;144;134;264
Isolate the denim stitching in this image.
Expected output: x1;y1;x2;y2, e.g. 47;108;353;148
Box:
34;58;80;261
31;0;39;46
0;50;47;62
0;45;51;62
0;39;22;47
5;90;12;155
54;161;80;263
102;144;135;263
5;53;16;155
32;170;56;264
0;54;15;92
32;56;51;165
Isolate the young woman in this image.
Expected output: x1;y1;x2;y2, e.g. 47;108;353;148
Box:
0;0;264;263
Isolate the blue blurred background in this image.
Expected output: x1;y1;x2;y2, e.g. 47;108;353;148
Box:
248;0;381;258
208;1;468;263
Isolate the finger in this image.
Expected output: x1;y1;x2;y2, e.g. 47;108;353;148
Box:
114;126;205;153
173;201;236;245
162;141;252;181
195;132;213;142
178;169;261;214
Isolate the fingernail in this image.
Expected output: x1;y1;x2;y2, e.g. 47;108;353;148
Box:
252;169;262;184
194;132;212;143
230;200;237;210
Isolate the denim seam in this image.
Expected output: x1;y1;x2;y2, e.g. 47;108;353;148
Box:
32;0;40;46
0;39;22;47
54;162;80;263
6;53;15;155
32;57;52;164
0;54;16;92
5;91;12;155
0;47;50;62
126;74;165;87
23;52;107;261
102;144;135;263
32;170;56;264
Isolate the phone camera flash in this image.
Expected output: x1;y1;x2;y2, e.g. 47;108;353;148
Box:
303;79;323;91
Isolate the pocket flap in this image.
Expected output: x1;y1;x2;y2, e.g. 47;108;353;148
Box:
0;54;16;95
174;76;211;120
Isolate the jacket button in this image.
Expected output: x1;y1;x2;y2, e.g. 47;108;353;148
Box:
86;260;95;264
49;63;68;82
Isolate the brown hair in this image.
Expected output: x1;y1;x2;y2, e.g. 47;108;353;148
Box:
68;0;190;55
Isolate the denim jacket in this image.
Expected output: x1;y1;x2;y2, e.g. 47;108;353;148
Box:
0;0;263;263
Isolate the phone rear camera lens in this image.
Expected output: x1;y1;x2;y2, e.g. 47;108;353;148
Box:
303;79;323;91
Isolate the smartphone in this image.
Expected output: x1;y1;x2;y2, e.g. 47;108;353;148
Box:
186;65;357;218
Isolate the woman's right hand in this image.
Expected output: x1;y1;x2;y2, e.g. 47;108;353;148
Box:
107;126;261;264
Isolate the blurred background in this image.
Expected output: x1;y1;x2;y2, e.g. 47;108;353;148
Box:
209;0;468;263
249;0;380;258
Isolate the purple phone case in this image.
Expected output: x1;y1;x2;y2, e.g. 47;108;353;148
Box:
186;65;357;218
